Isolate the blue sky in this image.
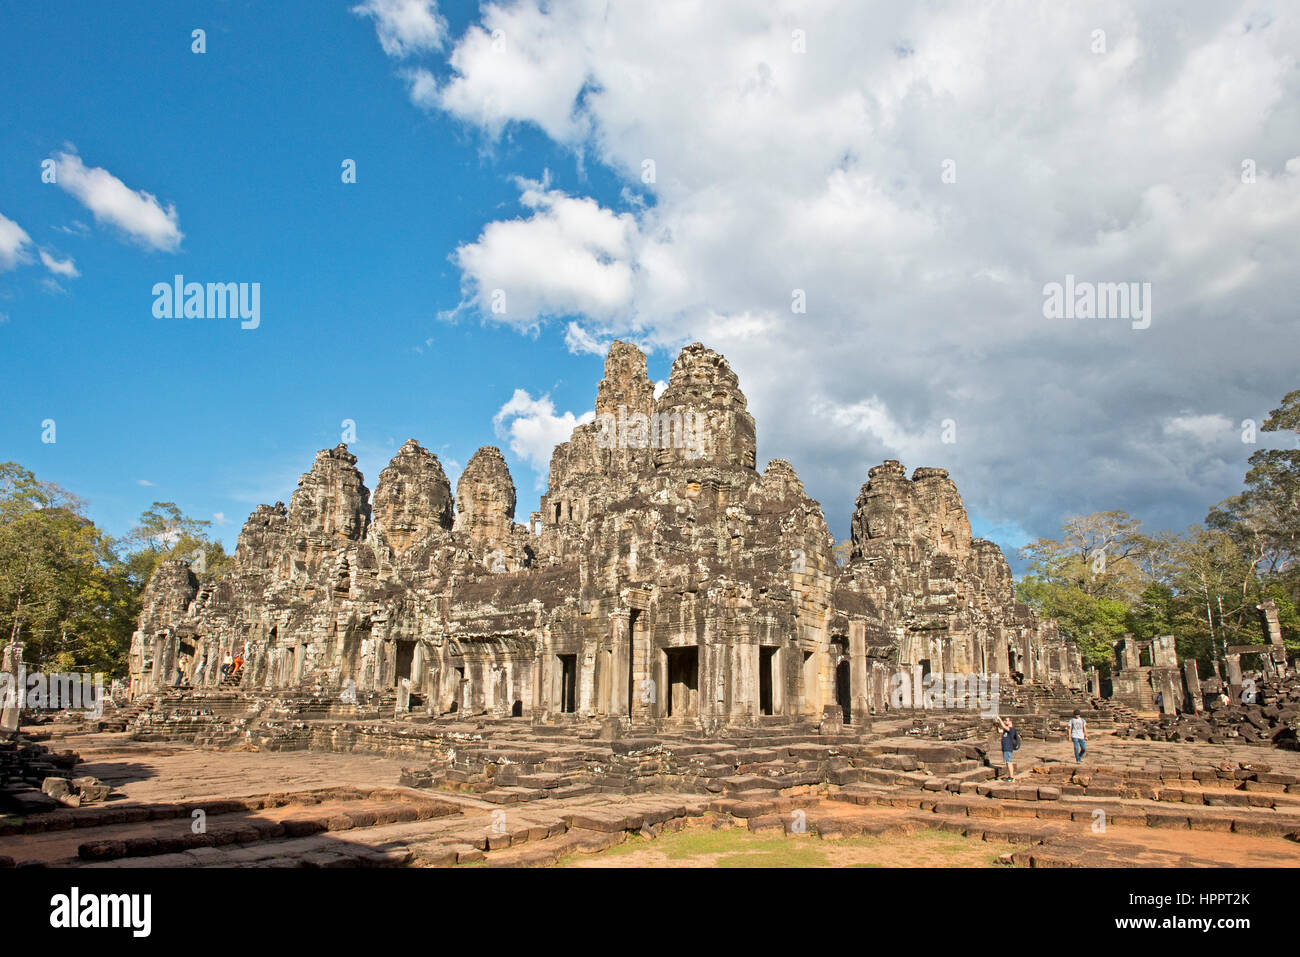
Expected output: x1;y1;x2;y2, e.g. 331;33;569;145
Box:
1;1;645;547
2;1;1297;568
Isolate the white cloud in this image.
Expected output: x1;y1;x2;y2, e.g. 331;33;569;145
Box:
1164;413;1235;444
136;479;155;487
38;249;79;279
213;512;229;526
492;388;595;481
381;1;1300;542
563;321;607;356
352;0;446;57
52;151;182;252
0;213;32;270
453;182;639;324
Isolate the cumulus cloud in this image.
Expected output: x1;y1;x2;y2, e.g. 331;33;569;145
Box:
453;182;638;325
38;249;78;279
382;1;1300;543
0;213;32;270
493;389;595;482
352;0;446;57
52;151;182;251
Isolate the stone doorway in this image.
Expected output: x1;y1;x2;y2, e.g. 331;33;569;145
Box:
394;641;414;687
759;646;777;715
557;654;578;714
665;647;699;717
835;659;852;725
448;666;465;713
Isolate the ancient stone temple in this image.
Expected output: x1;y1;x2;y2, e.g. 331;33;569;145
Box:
129;341;1083;726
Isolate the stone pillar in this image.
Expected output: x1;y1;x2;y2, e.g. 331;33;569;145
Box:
1225;653;1243;703
578;642;597;716
1152;635;1178;669
629;616;652;722
1258;599;1284;648
1225;654;1242;685
1183;659;1203;713
1;640;23;735
1117;635;1139;671
608;612;630;716
1258;599;1286;675
849;621;870;726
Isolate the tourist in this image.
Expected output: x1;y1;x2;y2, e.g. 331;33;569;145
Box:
232;651;245;676
1068;709;1087;763
996;716;1018;781
221;652;233;678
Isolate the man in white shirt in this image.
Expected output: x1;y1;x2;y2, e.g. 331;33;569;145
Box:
1068;709;1087;763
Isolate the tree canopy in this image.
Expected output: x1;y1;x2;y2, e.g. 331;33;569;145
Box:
0;463;231;676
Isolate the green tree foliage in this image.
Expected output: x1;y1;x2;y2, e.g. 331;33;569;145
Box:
0;464;135;673
0;464;232;677
1017;388;1299;676
120;501;233;590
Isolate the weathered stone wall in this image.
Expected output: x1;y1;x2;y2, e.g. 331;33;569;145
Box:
129;341;1081;726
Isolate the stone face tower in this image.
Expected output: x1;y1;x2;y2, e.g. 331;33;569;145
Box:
454;446;519;569
373;439;454;554
129;341;1082;720
652;343;756;472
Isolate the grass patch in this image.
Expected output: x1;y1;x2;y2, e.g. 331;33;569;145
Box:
554;818;1015;868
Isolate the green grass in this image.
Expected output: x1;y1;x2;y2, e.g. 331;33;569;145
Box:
554;819;1009;868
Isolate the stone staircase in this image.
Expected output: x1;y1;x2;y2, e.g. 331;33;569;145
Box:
98;696;157;733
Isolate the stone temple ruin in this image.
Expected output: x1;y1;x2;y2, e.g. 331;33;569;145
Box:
128;340;1083;725
8;343;1298;872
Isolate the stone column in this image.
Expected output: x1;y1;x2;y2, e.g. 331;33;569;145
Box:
609;612;630;716
849;620;870;725
1;641;23;734
1183;659;1203;712
1258;599;1286;675
1225;654;1243;685
578;641;597;716
629;616;653;722
1225;653;1243;703
1152;635;1178;669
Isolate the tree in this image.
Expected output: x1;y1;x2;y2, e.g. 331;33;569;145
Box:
0;463;135;673
0;467;234;677
120;501;232;589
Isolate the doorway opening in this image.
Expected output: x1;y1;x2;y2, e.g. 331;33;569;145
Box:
665;647;699;717
450;666;465;713
835;659;852;725
558;654;578;714
395;641;414;686
759;646;777;715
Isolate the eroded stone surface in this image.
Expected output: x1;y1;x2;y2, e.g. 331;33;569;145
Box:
129;341;1081;726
